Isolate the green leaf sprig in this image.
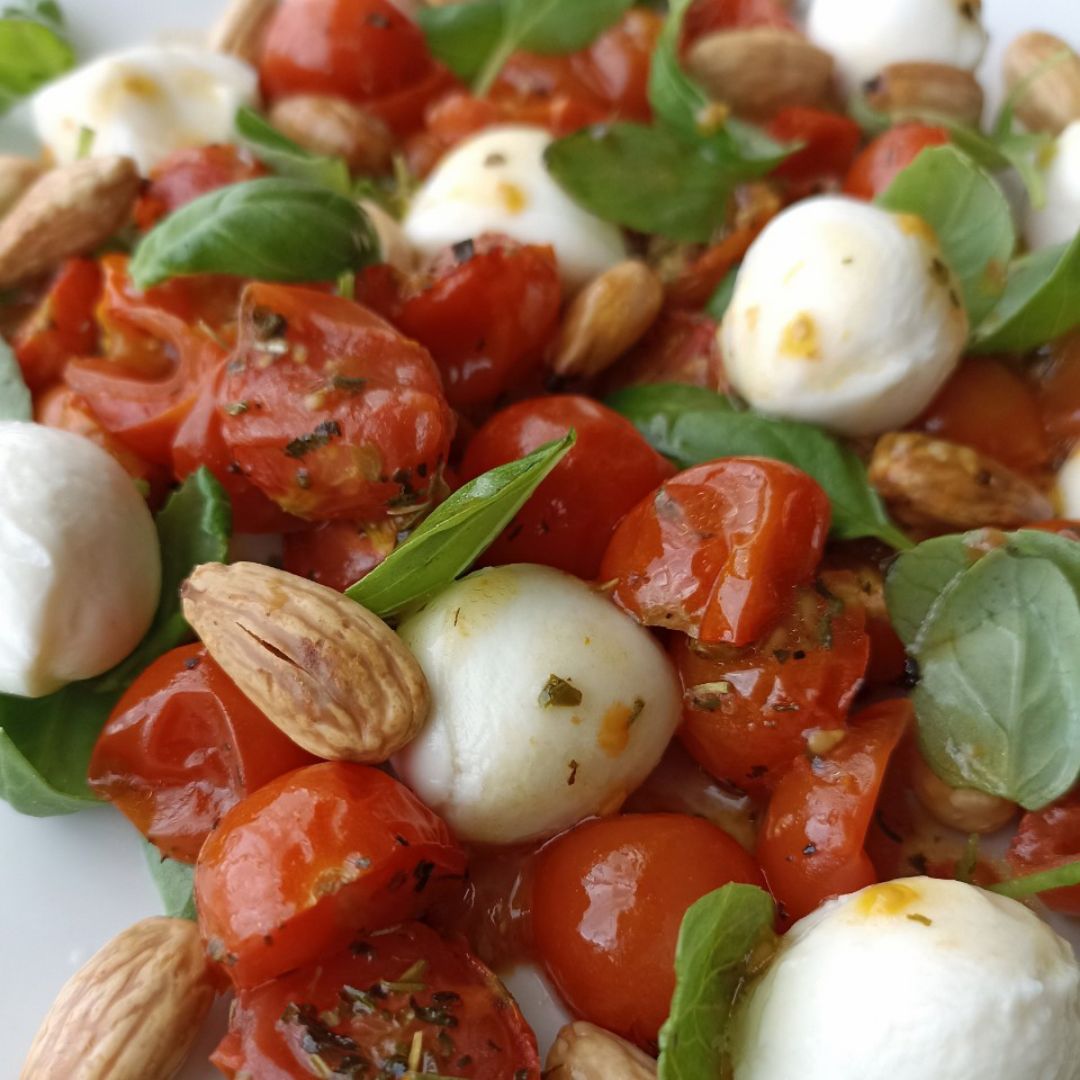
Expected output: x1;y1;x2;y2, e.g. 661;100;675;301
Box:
143;840;197;920
234;106;352;196
0;337;31;420
989;859;1080;901
0;0;74;116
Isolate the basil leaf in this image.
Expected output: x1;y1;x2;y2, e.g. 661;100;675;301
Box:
143;840;197;920
648;0;708;139
705;267;739;321
0;469;231;816
0;337;31;420
416;0;503;83
989;860;1080;900
0;1;74;116
877;145;1015;326
234;106;352;196
130;178;379;290
658;882;776;1080
607;383;910;549
347;432;575;618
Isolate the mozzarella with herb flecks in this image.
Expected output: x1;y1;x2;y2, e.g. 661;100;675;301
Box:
392;563;681;845
1025;121;1080;252
720;196;968;437
1055;441;1080;519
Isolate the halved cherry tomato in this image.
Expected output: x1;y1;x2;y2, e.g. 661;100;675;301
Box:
282;518;398;591
675;575;870;795
1007;790;1080;915
459;395;675;580
196;762;466;988
571;7;662;121
607;310;727;391
217;283;453;521
600;458;831;645
757;699;911;923
532;813;763;1050
768;107;862;195
87;645;316;863
843;122;950;200
683;0;795;39
212;923;541;1079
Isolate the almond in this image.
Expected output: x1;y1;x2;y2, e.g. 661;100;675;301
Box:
866;62;985;126
209;0;279;64
0;156;44;220
21;917;214;1080
270;94;395;174
0;156;139;289
181;561;430;762
1003;31;1080;135
909;748;1017;834
546;1021;657;1079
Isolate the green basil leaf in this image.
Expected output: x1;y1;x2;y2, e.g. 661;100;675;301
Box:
658;882;776;1080
705;266;739;321
347;432;575;618
989;859;1080;900
877;145;1015;327
130;178;379;290
143;840;197;920
0;469;231;816
234;106;352;196
0;337;31;420
416;0;503;83
606;383;911;549
0;1;74;115
648;0;709;139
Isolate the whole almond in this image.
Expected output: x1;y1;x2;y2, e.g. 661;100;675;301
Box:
0;156;44;220
546;1021;657;1079
181;562;430;762
21;918;214;1080
909;749;1017;834
210;0;278;64
0;156;138;288
1003;31;1080;135
270;94;395;174
866;62;985;126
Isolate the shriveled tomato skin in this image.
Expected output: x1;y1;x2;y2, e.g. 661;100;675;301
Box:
1007;790;1080;915
844;122;950;200
212;923;540;1079
196;763;466;988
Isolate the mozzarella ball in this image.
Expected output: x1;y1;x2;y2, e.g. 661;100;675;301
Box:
1056;442;1080;519
721;196;968;436
402;126;628;291
806;0;988;90
393;564;680;844
735;878;1080;1080
0;423;161;697
1025;121;1080;252
33;45;258;174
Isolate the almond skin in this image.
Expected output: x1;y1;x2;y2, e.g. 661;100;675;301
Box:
1003;31;1080;135
209;0;279;64
0;156;44;219
545;1021;658;1079
269;94;395;174
866;62;985;126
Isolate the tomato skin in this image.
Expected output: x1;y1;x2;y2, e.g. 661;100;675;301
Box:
87;645;316;863
757;699;911;923
607;310;727;392
843;122;950;200
571;8;662;121
218;283;454;522
768;107;862;194
1035;330;1080;457
1007;791;1080;915
282;518;397;591
684;0;795;38
459;395;675;580
532;813;763;1049
675;577;870;795
196;762;466;989
600;458;831;645
212;923;540;1079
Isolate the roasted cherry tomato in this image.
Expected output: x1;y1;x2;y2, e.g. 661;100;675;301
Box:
282;518;398;591
212;923;541;1079
87;645;316;863
1007;790;1080;915
196;762;466;988
844;122;950;200
218;283;453;522
571;7;662;121
665;223;766;310
675;576;870;795
757;699;911;923
768;107;862;195
608;310;726;391
532;813;763;1050
459;395;674;580
1035;330;1080;457
683;0;795;38
600;458;831;645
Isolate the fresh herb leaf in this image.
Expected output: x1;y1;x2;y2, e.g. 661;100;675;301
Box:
648;0;710;138
143;840;197;920
0;0;74;116
0;337;31;420
989;859;1080;900
234;106;352;196
538;674;582;708
346;432;575;618
705;266;739;321
657;882;776;1080
416;0;503;83
607;383;910;548
130;178;379;290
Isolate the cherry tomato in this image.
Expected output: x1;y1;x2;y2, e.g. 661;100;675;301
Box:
665;223;764;310
459;395;674;579
196;762;466;988
532;813;763;1049
757;699;911;923
571;8;662;121
218;283;453;522
683;0;795;38
1036;330;1080;457
1007;790;1080;915
211;923;540;1079
1028;520;1080;540
87;645;316;863
364;61;461;137
608;310;727;391
282;518;398;591
843;122;950;200
600;458;831;645
675;576;870;795
768;107;862;195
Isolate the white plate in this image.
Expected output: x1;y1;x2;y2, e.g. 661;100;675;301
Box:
0;2;1078;1077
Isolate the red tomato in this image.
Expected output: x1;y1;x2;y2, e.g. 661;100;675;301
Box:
1007;790;1080;915
844;122;950;200
217;283;453;522
196;762;466;988
665;224;764;310
600;458;831;645
459;396;675;579
608;310;727;391
282;518;397;591
769;107;862;194
675;576;870;795
212;923;540;1079
532;813;763;1049
571;8;662;121
1036;330;1080;457
365;61;461;137
683;0;795;38
87;645;316;863
757;699;911;923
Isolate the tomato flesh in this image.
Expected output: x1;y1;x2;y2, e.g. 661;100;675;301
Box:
282;518;398;591
768;107;862;194
844;123;950;200
1007;790;1080;915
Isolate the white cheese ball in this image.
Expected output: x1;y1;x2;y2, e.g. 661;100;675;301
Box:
1056;442;1080;519
721;196;968;436
393;564;680;844
33;45;258;174
1025;121;1080;252
735;878;1080;1080
0;423;161;697
806;0;988;90
402;126;628;291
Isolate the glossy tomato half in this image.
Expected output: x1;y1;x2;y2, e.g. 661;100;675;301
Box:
1007;790;1080;915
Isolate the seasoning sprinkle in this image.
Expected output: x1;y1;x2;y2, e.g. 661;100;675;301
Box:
538;674;583;708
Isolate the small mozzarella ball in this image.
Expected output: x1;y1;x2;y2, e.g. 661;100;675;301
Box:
393;564;680;844
1055;442;1080;519
0;423;161;697
1025;121;1080;252
33;45;258;174
721;196;968;436
402;125;628;291
734;877;1080;1080
806;0;988;90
